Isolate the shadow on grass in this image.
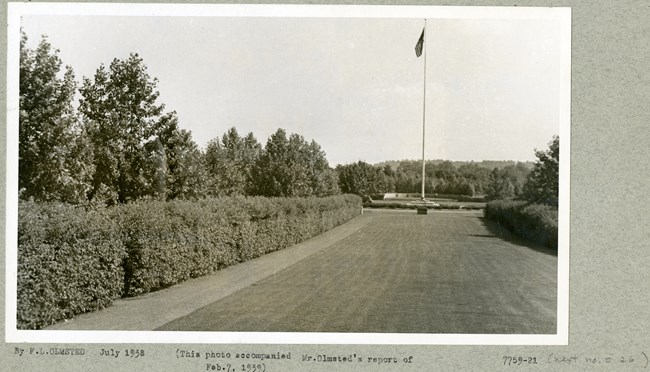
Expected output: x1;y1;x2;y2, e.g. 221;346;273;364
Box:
477;216;558;257
469;234;500;238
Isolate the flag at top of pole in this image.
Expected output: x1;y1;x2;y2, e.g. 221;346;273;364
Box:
415;27;425;57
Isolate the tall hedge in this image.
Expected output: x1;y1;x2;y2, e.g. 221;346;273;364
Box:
484;199;558;249
17;194;361;328
117;195;360;296
17;202;125;329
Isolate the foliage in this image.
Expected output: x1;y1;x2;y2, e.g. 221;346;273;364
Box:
115;195;361;296
153;118;207;200
484;163;530;201
313;168;342;197
522;136;559;206
518;204;559;248
17;201;126;329
251;129;338;197
457;195;486;202
386;160;507;196
115;199;235;296
337;161;386;196
17;195;361;328
79;53;177;204
303;140;341;197
205;127;261;197
457;163;491;195
484;199;558;249
19;32;94;203
21;32;208;205
380;164;396;192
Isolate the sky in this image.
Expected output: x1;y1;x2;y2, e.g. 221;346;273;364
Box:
19;9;566;166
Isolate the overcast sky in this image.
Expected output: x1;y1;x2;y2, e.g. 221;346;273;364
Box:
20;11;565;166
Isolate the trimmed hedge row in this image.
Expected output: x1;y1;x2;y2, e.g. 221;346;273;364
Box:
483;199;558;249
17;202;125;330
457;195;486;202
17;194;361;329
118;195;361;296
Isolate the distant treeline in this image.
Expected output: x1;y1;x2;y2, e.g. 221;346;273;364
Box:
375;159;534;172
338;159;534;200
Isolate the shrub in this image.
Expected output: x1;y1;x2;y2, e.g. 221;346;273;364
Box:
484;199;528;231
115;194;362;296
114;199;236;296
17;201;125;329
17;195;361;328
457;195;486;202
519;204;559;249
484;199;558;249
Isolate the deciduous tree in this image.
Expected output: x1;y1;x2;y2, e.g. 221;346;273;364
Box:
205;127;261;196
484;163;530;201
252;129;335;197
19;32;93;203
79;53;173;204
337;161;386;197
523;136;559;206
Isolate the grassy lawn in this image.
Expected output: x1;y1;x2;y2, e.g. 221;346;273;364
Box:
158;209;556;333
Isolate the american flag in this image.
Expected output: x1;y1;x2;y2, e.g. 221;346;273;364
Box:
415;27;425;57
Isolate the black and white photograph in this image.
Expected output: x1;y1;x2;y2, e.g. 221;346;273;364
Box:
6;4;570;346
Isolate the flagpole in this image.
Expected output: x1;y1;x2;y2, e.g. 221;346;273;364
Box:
421;19;427;201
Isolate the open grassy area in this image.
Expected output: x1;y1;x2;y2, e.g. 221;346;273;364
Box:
158;209;556;333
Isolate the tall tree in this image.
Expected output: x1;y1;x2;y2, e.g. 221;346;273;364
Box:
251;129;289;197
205;127;261;196
164;130;207;200
484;164;530;201
19;32;93;203
252;129;334;197
79;53;172;204
485;168;516;201
303;140;340;197
395;169;419;194
337;161;386;197
458;163;491;195
285;134;315;196
381;164;397;193
314;168;341;197
523;136;560;206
